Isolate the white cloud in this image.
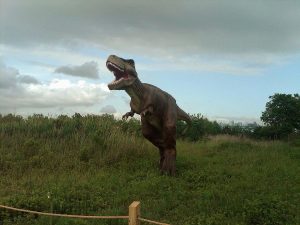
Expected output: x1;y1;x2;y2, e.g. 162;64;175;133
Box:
5;79;109;108
100;105;117;114
0;62;111;113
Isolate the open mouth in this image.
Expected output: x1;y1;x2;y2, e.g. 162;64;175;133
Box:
106;61;129;89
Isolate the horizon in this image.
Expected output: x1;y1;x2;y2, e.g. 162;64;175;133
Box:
1;0;299;124
0;111;261;126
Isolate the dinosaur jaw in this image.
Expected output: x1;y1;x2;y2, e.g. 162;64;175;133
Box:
108;75;136;90
107;62;136;90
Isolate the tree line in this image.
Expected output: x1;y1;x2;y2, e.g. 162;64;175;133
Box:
178;93;300;141
0;93;299;141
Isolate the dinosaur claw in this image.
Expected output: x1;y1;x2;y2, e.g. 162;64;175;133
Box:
122;111;134;120
122;114;128;120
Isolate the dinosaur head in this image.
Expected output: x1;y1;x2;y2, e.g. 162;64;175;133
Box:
106;55;138;90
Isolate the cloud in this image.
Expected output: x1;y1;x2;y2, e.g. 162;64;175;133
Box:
1;0;299;58
138;56;271;75
0;63;17;89
1;0;299;78
0;79;109;109
0;61;39;88
54;61;99;79
21;79;109;108
100;105;117;114
0;62;110;113
18;75;40;84
0;44;109;77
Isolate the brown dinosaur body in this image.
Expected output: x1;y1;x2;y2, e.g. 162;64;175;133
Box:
106;55;191;175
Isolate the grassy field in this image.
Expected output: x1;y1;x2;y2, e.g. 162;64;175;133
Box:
0;115;299;225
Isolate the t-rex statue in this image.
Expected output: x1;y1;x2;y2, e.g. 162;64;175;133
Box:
106;55;191;175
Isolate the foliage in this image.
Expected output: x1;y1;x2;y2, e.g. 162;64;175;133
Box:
261;93;300;138
0;114;299;225
177;113;222;141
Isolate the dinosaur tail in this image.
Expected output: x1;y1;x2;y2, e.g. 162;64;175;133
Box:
177;105;192;135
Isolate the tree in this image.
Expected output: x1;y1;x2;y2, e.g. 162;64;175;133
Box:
261;93;300;138
176;114;222;141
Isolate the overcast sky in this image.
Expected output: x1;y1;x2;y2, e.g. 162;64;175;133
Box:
1;0;300;123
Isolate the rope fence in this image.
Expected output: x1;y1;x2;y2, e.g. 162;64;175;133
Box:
0;201;170;225
0;204;129;219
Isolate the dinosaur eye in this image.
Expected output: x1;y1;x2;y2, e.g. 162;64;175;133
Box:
127;59;135;67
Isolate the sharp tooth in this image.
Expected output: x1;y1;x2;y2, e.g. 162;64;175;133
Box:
107;62;124;72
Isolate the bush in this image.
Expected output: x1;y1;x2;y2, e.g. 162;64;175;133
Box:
177;114;222;141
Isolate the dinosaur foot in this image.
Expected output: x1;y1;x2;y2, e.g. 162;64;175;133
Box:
161;149;176;176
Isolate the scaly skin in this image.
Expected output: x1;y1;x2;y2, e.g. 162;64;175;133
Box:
106;55;191;175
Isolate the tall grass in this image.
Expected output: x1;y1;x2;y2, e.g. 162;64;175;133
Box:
0;114;299;225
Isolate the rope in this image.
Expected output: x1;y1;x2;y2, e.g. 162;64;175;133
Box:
139;217;171;225
0;204;128;220
0;204;171;224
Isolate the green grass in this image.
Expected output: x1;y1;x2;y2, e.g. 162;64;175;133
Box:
0;115;299;225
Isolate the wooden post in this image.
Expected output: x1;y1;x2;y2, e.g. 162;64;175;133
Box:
128;201;140;225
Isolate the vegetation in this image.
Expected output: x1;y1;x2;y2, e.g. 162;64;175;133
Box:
260;93;300;139
179;93;300;142
0;114;299;225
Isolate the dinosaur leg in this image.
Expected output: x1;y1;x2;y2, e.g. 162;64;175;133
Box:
161;98;177;176
159;148;165;169
161;126;176;176
141;117;165;169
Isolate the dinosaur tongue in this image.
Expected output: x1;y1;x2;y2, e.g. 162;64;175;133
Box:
114;72;123;80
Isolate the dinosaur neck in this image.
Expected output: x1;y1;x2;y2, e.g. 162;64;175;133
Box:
125;78;144;101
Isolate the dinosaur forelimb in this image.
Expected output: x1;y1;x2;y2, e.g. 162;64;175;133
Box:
122;110;135;120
